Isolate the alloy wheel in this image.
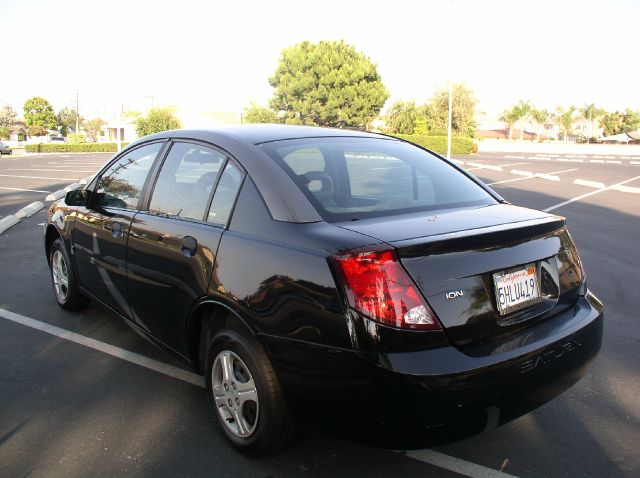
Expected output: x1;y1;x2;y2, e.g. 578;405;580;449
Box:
51;250;69;302
211;350;259;438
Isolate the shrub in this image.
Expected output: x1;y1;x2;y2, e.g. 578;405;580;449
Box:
392;134;476;155
26;142;129;153
67;133;86;143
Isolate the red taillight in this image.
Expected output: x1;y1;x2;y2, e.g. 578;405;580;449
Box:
334;249;441;330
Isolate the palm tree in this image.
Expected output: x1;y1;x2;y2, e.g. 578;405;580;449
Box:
556;106;576;141
499;107;520;140
530;108;550;142
514;100;532;140
579;103;603;140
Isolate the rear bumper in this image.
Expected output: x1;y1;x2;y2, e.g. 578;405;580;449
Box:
263;291;603;432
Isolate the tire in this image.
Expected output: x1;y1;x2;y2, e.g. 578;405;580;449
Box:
205;328;294;455
49;238;90;310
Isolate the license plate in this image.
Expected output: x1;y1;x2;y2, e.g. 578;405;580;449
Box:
493;263;541;315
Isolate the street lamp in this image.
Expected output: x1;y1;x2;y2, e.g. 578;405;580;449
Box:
447;79;453;160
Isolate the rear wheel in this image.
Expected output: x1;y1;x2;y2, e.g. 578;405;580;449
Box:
49;238;89;310
205;328;294;455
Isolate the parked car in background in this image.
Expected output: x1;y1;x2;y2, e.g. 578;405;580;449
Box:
0;142;12;155
44;125;603;455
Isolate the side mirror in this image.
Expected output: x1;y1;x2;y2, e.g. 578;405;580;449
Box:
65;189;90;207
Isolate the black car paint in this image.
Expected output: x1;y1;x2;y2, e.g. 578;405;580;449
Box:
45;125;603;433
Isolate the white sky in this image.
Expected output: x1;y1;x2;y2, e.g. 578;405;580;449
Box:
1;0;639;121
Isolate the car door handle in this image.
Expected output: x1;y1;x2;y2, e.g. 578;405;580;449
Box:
108;221;125;238
181;236;198;257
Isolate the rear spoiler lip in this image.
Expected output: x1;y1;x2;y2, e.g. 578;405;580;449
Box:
391;215;567;257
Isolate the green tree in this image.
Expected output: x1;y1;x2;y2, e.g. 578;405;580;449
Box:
385;100;417;134
135;107;182;137
83;118;106;141
621;109;640;133
514;100;532;140
499;107;521;140
530;108;550;142
556;106;576;141
599;111;622;137
0;105;17;140
579;103;603;139
243;102;278;124
57;107;80;136
0;105;18;130
429;83;478;137
269;40;389;128
23;97;57;136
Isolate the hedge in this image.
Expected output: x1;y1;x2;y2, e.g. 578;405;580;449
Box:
392;134;476;155
25;142;129;153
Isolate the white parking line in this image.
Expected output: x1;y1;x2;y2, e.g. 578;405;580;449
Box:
535;173;560;181
404;449;518;478
0;306;511;478
504;155;525;159
611;185;640;194
511;169;533;177
544;175;640;212
573;179;606;189
0;186;52;193
489;169;577;186
0;307;204;388
8;168;97;173
631;161;640;165
0;174;79;181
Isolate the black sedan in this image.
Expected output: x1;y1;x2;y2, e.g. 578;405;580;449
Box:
0;142;12;155
45;125;603;455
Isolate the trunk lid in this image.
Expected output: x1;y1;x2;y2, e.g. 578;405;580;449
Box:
337;204;585;347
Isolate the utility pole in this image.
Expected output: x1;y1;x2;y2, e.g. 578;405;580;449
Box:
447;79;453;160
75;89;80;133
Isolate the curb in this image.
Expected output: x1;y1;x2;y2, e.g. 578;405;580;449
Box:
15;201;45;219
0;215;20;234
45;182;80;202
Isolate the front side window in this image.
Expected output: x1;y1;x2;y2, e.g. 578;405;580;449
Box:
149;142;225;220
94;142;163;209
259;137;496;221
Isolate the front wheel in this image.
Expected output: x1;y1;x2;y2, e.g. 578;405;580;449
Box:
205;328;294;455
49;238;89;310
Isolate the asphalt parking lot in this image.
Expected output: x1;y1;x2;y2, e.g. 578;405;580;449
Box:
0;150;639;477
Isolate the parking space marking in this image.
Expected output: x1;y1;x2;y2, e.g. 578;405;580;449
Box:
611;184;640;194
0;307;205;388
404;449;518;478
0;306;516;478
488;169;577;185
574;179;606;189
498;162;528;167
7;168;97;173
0;174;79;181
0;186;52;193
544;175;640;212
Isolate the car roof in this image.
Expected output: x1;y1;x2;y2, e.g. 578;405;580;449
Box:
120;125;396;224
140;124;384;146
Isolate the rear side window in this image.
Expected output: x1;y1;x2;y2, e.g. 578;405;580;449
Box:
259;137;495;221
149;142;225;220
94;142;163;209
207;161;243;226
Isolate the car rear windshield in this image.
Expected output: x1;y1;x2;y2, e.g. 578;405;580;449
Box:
259;137;496;221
